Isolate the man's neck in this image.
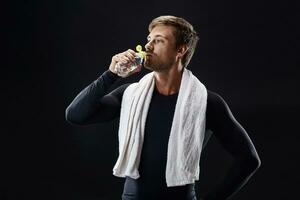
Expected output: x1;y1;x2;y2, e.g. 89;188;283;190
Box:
153;64;184;96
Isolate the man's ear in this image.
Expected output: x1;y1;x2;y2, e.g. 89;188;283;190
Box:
177;45;188;58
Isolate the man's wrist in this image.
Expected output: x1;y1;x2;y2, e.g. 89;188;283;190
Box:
107;68;121;78
109;67;117;74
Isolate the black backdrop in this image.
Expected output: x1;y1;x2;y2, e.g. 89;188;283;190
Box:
4;0;299;199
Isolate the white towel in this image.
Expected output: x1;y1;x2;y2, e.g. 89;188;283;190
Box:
112;67;208;187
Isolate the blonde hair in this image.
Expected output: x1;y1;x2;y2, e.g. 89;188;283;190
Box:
148;15;199;68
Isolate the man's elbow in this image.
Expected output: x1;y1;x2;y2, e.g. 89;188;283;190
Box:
244;154;261;174
235;154;261;175
65;106;85;126
251;156;261;172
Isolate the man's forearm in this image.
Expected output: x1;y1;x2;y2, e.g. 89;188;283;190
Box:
203;156;261;200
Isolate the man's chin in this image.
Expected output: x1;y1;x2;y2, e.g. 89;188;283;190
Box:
144;63;155;71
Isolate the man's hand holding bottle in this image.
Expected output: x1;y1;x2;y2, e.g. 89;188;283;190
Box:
109;46;145;78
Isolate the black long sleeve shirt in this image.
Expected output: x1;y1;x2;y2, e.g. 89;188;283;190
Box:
65;70;261;200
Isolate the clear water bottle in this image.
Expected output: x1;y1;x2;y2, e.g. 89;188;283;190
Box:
115;45;145;78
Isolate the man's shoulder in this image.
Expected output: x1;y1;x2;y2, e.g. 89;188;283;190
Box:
122;82;138;93
207;89;222;100
207;89;228;109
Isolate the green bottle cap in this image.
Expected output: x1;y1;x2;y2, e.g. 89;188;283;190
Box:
136;45;146;59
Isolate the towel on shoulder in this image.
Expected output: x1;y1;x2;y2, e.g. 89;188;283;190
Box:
113;67;208;187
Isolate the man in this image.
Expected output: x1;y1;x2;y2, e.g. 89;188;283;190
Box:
65;16;261;200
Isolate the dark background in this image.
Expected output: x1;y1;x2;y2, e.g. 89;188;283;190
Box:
4;0;299;199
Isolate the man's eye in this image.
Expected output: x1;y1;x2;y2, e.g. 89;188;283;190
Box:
146;39;163;43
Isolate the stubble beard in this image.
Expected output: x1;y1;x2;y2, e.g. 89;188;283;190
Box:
144;60;156;71
144;58;173;72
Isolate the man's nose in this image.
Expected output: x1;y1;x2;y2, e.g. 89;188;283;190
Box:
145;42;153;52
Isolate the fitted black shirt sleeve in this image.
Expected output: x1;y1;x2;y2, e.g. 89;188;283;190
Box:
65;69;128;125
65;70;261;200
204;92;261;200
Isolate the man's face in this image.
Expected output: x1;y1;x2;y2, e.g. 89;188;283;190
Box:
144;25;179;71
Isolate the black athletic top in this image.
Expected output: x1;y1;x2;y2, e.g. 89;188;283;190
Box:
65;69;261;200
